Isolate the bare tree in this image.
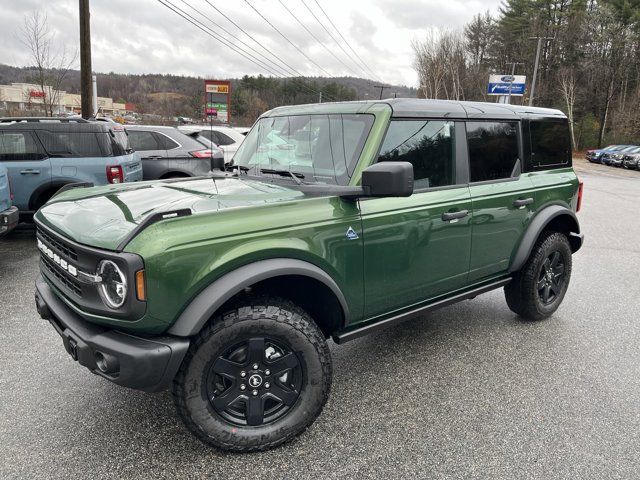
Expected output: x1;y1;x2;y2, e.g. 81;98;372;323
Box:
558;67;577;150
19;11;77;116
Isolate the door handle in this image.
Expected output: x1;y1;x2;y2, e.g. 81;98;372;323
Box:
513;197;534;208
20;169;40;174
442;210;469;222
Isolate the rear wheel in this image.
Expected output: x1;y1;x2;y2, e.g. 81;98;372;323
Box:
172;297;332;452
505;231;572;321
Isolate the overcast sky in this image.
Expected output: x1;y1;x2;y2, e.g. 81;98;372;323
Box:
0;0;503;87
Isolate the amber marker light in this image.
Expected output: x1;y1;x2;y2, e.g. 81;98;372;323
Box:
135;270;146;301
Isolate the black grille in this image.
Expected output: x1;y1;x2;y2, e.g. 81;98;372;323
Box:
40;253;82;297
38;228;78;261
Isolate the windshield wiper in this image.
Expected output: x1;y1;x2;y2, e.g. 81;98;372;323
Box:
225;164;250;175
260;168;305;184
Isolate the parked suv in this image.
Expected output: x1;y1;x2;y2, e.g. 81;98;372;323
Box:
126;125;224;179
178;125;245;162
34;100;583;452
0;118;142;219
0;163;18;236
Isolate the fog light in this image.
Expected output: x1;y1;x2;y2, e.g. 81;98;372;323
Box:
94;351;118;374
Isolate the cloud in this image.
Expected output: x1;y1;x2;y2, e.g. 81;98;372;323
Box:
0;0;503;86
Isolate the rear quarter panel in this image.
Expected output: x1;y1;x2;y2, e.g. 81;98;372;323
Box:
50;152;142;186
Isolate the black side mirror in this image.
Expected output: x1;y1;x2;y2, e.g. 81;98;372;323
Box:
211;156;225;171
361;161;414;197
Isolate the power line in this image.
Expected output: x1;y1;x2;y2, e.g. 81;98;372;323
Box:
277;0;360;77
204;0;303;79
157;0;336;102
311;0;381;82
243;0;332;77
181;0;295;77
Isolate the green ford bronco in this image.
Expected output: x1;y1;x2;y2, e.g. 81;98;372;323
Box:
34;99;583;451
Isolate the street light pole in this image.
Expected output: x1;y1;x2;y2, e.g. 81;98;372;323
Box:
529;36;554;106
507;62;524;105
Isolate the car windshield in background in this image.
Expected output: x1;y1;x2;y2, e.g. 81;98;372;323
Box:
232;114;374;185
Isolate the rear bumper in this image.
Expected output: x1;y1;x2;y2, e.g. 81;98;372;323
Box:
35;275;189;392
0;206;19;236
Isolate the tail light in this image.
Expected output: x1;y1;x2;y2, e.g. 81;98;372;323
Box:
189;149;213;158
106;165;124;184
7;174;14;201
576;181;584;212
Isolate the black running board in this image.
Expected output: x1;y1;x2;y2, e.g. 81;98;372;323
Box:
333;277;512;344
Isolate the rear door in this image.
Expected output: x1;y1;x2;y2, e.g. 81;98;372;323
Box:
361;119;472;319
128;129;167;180
466;121;536;282
0;130;51;212
159;132;212;177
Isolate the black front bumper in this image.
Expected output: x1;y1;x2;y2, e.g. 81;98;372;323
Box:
35;275;189;392
0;206;18;236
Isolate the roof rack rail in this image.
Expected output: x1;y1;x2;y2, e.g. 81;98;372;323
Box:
0;117;89;123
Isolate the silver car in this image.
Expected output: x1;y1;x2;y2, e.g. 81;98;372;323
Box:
126;125;224;179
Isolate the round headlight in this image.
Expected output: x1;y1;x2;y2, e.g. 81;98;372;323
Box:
98;260;127;308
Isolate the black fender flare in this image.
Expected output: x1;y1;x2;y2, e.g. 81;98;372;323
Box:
167;258;350;337
508;205;582;273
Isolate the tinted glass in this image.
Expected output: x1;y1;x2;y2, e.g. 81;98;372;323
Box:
379;120;455;189
0;131;45;160
215;131;235;146
467;122;519;182
233;114;374;185
128;130;160;151
529;120;570;167
35;130;103;158
157;133;180;150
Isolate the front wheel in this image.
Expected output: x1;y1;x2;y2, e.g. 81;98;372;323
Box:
172;298;332;452
505;231;572;321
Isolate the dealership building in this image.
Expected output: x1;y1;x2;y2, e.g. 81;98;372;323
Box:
0;82;127;116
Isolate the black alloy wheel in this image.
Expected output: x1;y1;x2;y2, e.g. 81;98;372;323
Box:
537;251;566;305
206;337;303;426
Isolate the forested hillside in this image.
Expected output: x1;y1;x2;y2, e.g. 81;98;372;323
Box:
413;0;640;148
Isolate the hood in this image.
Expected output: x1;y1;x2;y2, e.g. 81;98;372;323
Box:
36;176;304;250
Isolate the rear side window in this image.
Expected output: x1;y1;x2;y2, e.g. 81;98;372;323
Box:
529;119;571;167
156;134;179;150
214;131;235;146
467;122;519;182
0;131;46;160
378;120;455;189
128;130;160;151
36;130;103;158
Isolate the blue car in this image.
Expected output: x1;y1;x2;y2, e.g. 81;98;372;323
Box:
586;145;632;164
0;162;19;236
0;118;143;220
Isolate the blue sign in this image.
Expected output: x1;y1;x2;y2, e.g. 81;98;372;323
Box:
487;74;527;96
487;83;526;95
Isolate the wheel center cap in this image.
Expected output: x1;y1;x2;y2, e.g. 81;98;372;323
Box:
248;374;263;388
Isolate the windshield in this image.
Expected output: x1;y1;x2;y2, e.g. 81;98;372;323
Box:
233;114;374;185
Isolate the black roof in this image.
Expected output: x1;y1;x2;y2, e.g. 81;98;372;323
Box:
0;117;116;132
385;99;566;120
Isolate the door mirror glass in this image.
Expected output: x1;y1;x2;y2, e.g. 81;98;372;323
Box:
361;161;413;197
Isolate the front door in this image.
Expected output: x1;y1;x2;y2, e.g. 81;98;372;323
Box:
360;119;472;319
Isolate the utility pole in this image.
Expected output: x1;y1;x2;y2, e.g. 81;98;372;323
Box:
373;85;389;100
318;91;322;103
507;62;525;105
529;36;553;106
79;0;92;119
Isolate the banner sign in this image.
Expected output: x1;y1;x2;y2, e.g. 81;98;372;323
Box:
204;80;231;122
487;74;526;96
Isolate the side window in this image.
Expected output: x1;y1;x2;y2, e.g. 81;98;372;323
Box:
128;130;160;151
378;120;455;189
0;131;45;161
214;131;235;146
199;130;214;142
529;119;571;168
467;122;519;182
36;130;103;158
156;133;179;150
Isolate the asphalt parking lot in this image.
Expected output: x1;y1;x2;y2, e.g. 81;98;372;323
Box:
1;161;639;479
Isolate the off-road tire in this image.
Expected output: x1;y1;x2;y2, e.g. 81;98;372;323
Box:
505;231;572;321
172;297;332;452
